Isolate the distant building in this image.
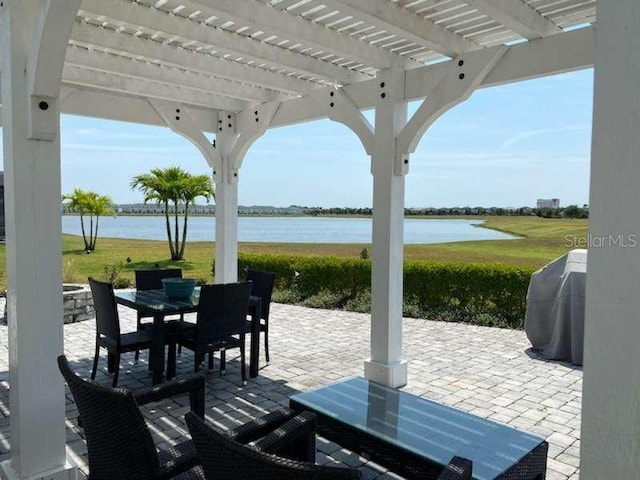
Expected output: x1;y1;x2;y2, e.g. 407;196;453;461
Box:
537;198;560;209
238;205;303;215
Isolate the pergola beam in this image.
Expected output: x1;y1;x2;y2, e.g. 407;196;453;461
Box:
272;26;594;127
44;26;593;131
61;87;219;129
78;0;368;85
28;0;81;99
465;0;562;40
70;22;315;96
178;0;403;70
65;45;287;103
318;0;479;57
61;64;248;111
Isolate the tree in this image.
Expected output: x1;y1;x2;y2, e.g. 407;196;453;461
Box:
562;205;589;219
62;188;115;252
131;167;214;260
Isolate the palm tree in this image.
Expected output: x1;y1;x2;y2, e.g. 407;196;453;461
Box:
131;167;214;260
62;189;115;252
62;188;89;248
84;193;116;251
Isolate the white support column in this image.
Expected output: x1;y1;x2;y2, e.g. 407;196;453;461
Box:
213;104;279;283
1;1;78;479
364;69;409;388
149;101;235;281
362;50;507;388
581;1;640;479
152;100;278;284
213;119;240;284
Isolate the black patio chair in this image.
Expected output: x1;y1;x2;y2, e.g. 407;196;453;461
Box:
186;409;472;480
57;355;205;480
245;269;276;363
438;457;473;480
185;410;362;480
134;268;184;360
89;277;154;387
169;282;252;385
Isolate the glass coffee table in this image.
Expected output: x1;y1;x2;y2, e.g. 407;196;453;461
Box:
290;377;547;480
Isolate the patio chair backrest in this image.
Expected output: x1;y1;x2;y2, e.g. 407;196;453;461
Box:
185;412;361;480
57;355;160;480
135;268;182;291
195;282;252;341
245;270;275;320
89;277;121;342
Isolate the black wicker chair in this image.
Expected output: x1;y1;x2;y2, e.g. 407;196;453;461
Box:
134;268;185;360
438;457;473;480
170;282;252;385
186;409;472;480
58;355;205;480
185;410;362;480
245;269;276;363
89;277;155;387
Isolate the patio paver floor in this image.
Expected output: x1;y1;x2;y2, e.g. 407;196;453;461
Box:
0;300;582;479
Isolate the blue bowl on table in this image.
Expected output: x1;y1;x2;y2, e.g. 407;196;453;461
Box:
161;278;196;300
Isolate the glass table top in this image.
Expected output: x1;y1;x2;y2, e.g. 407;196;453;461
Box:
115;287;200;313
290;377;545;480
115;287;261;315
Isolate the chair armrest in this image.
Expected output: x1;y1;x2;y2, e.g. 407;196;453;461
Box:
437;456;472;480
227;407;298;444
133;373;206;418
252;411;317;463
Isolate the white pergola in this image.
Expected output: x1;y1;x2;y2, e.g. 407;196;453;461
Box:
0;0;636;479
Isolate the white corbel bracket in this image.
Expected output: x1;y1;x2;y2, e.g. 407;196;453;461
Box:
149;100;217;168
27;0;80;140
231;102;280;171
212;103;280;184
313;88;374;156
395;45;508;175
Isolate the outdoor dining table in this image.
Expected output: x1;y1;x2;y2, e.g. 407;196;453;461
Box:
114;287;262;385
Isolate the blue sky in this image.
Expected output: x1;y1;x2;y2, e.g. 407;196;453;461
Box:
2;68;593;208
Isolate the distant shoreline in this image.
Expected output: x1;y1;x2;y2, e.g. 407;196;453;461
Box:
61;212;499;220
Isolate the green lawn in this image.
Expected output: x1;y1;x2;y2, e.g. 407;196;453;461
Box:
0;216;588;289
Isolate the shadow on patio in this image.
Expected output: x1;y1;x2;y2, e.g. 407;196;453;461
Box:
0;302;582;479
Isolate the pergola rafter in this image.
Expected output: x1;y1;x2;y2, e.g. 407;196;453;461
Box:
69;22;318;96
62;63;249;110
160;0;409;70
65;45;290;103
315;0;480;57
465;0;562;39
78;0;369;85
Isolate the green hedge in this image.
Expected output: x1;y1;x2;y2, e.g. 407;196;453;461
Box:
229;253;535;329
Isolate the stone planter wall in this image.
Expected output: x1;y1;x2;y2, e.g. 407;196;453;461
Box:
63;284;95;324
1;284;95;324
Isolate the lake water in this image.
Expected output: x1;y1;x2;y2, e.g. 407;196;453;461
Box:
61;215;515;244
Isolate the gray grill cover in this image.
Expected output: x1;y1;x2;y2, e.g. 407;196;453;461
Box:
524;249;587;365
